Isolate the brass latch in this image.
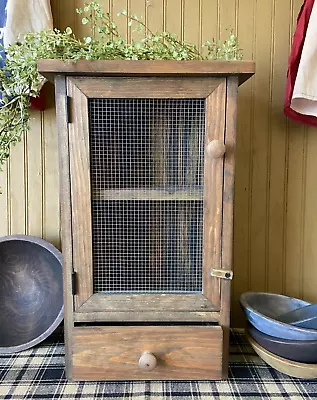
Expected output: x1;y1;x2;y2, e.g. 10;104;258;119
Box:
210;268;233;280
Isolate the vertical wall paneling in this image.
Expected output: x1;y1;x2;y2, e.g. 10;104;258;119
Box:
9;134;26;234
165;0;181;37
129;0;145;43
58;0;75;33
249;0;273;293
219;0;236;42
1;0;317;326
42;92;60;249
303;126;317;303
0;164;8;236
73;0;94;38
200;0;218;55
147;0;164;33
111;0;129;42
27;111;43;237
183;0;200;47
232;0;255;327
267;0;291;294
41;0;61;249
284;0;307;300
165;0;181;38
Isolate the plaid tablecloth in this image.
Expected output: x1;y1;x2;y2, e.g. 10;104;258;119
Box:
1;329;317;399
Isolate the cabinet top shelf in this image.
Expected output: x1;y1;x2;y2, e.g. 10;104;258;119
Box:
37;59;255;86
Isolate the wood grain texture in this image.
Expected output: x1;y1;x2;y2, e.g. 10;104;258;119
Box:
74;310;220;322
70;76;221;99
54;75;74;379
72;326;223;380
220;76;238;377
203;79;226;307
78;293;218;313
94;188;203;201
37;60;255;85
67;79;93;310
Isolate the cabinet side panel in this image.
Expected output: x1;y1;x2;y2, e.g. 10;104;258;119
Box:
54;75;73;379
203;80;226;307
67;79;93;309
221;76;238;378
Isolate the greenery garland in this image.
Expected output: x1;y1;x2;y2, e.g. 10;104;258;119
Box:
0;1;242;176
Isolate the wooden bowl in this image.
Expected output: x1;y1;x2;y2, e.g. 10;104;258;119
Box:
0;235;63;353
247;332;317;379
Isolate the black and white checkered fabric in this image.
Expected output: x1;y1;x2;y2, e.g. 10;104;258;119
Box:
1;329;317;399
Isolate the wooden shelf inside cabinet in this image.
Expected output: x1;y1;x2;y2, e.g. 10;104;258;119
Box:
38;59;255;381
93;187;204;201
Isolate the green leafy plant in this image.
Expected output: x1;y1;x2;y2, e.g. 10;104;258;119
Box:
0;1;242;177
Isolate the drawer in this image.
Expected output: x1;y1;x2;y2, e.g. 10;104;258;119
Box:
72;325;223;380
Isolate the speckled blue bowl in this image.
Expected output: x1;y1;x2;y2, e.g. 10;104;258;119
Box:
240;292;317;341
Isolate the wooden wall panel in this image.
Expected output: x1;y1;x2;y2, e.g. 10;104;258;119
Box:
42;91;60;248
165;0;181;37
303;126;317;303
267;0;290;295
0;164;8;236
232;0;256;326
9;133;26;234
284;0;307;302
1;0;316;327
27;111;43;238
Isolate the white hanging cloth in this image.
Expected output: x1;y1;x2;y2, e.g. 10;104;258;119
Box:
3;0;53;47
291;0;317;117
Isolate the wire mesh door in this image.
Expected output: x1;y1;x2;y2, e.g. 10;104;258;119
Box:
89;98;205;294
67;76;226;315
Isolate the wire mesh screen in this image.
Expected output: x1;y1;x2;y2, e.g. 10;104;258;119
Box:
89;98;205;293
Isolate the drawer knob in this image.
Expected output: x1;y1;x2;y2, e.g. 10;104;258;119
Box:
139;352;157;371
207;140;226;159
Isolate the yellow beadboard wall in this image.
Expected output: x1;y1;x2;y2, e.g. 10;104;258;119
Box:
1;0;316;327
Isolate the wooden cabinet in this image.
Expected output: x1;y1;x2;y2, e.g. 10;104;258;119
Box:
38;60;254;381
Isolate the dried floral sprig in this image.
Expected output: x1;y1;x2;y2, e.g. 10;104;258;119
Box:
0;1;242;180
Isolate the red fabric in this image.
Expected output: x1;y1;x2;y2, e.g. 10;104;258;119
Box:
284;0;317;126
30;85;46;111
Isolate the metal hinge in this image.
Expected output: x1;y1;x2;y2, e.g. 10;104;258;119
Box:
66;96;71;123
210;268;233;280
71;270;77;295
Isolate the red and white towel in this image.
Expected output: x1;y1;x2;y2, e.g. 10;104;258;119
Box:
284;0;317;126
291;1;317;119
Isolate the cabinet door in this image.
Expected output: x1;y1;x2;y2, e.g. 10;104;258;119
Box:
67;76;227;322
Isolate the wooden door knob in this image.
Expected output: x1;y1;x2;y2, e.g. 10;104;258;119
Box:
207;140;226;159
139;352;157;371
